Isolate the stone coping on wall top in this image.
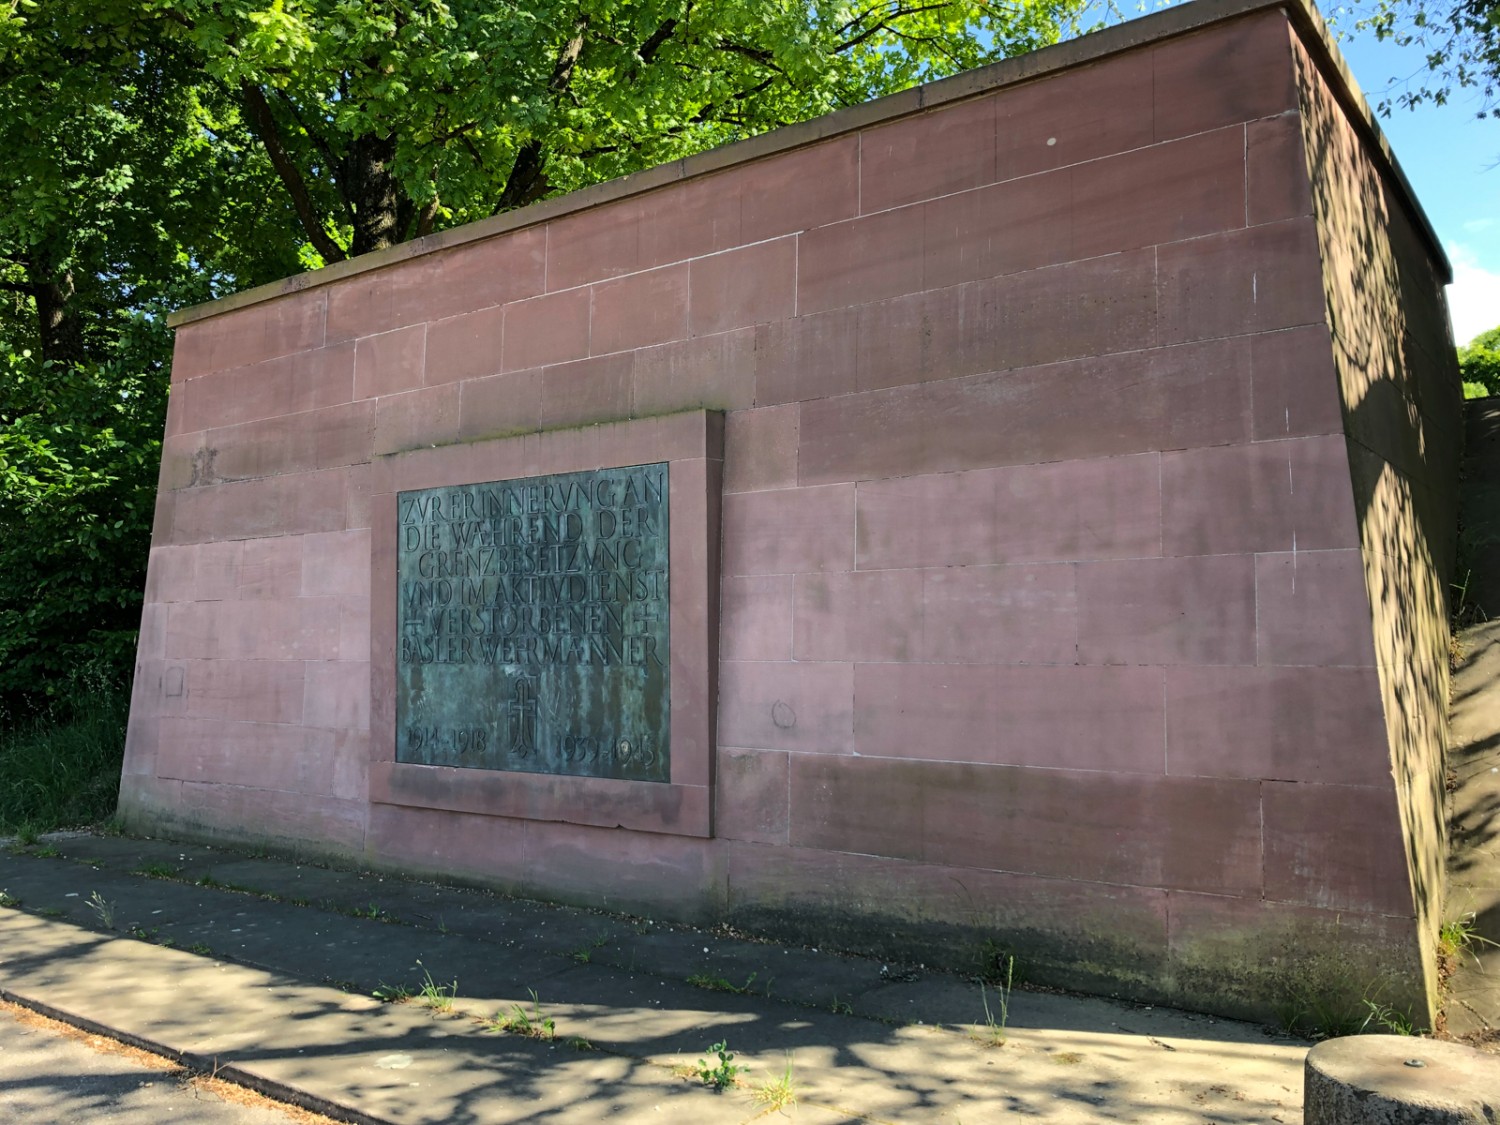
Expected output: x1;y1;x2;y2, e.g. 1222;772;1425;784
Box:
168;0;1448;330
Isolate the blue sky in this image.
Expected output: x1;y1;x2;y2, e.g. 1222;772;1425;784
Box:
1327;10;1500;346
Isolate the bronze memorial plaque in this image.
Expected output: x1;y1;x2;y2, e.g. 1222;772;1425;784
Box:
396;463;670;782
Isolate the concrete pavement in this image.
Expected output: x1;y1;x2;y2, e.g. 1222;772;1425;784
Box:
0;831;1310;1123
0;997;334;1123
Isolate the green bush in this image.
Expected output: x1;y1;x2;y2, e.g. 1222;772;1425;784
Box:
0;346;166;717
0;672;126;833
1459;326;1500;399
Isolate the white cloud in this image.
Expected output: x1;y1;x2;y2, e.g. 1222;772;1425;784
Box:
1446;243;1500;346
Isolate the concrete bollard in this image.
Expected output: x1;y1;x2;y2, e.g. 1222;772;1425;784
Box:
1305;1035;1500;1124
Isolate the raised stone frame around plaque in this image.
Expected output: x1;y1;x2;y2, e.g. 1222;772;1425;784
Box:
367;411;723;839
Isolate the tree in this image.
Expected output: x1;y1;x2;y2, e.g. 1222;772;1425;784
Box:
144;0;1083;260
0;1;302;710
0;0;1082;709
1359;0;1500;116
1461;324;1500;396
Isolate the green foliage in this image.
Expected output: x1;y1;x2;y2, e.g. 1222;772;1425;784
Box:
85;0;1085;256
487;990;556;1039
0;0;1085;717
696;1040;744;1090
1460;325;1500;399
0;1;301;712
976;955;1016;1047
752;1059;797;1112
1361;998;1418;1034
0;351;166;708
372;980;413;1003
1358;0;1500;118
0;676;126;832
86;889;116;930
415;961;458;1012
687;970;758;994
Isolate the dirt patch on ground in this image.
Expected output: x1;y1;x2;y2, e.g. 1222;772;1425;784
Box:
0;996;346;1123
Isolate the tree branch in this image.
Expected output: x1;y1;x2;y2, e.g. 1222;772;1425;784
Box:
273;88;346;204
836;3;952;53
639;18;678;64
493;14;590;213
241;84;347;263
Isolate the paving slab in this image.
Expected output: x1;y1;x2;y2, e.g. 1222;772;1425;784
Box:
0;836;1307;1123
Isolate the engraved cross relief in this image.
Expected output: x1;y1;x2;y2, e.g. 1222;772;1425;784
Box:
507;675;539;758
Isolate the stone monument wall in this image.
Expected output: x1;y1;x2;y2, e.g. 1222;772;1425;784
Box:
121;0;1460;1022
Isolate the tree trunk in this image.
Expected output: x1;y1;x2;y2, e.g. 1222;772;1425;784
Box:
26;255;84;367
348;131;403;257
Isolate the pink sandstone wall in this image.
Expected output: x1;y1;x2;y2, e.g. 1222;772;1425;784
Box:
121;0;1457;1022
1291;27;1464;1018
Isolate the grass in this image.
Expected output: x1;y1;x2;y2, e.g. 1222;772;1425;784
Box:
1439;913;1498;965
974;955;1016;1048
752;1058;797;1111
569;933;609;963
0;681;127;835
485;990;555;1039
415;963;457;1013
687;971;758;995
1361;999;1417;1035
134;862;179;879
372;981;413;1003
85;891;115;930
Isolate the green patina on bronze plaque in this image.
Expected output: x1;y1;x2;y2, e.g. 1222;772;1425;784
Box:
396;463;670;782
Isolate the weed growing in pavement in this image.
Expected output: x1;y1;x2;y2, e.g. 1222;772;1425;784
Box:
134;862;178;879
14;823;38;846
752;1058;797;1111
687;971;757;995
188;942;213;956
1440;913;1498;966
486;990;555;1039
128;924;158;941
0;890;18;908
85;891;115;929
829;995;853;1016
569;933;609;963
695;1040;744;1091
33;844;58;858
974;955;1015;1048
373;980;413;1003
567;1036;596;1051
415;962;457;1013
